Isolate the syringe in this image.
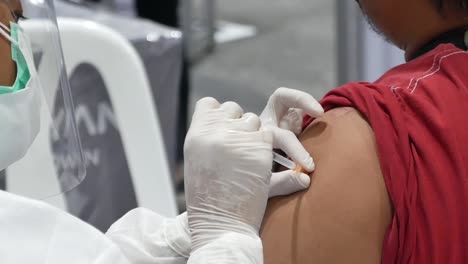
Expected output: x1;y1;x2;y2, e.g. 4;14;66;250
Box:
272;152;296;170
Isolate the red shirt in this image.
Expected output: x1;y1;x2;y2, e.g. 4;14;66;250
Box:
304;44;468;263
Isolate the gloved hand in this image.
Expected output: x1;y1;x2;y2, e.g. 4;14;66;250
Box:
260;87;324;197
184;97;274;253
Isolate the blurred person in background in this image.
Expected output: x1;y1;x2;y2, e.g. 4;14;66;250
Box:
135;0;190;182
135;0;179;27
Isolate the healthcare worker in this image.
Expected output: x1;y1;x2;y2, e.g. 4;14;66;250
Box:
0;0;324;263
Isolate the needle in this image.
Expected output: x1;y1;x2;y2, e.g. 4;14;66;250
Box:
272;152;296;170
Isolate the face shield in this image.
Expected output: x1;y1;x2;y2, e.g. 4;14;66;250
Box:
0;0;85;200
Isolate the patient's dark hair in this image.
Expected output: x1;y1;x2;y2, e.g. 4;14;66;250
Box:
432;0;468;14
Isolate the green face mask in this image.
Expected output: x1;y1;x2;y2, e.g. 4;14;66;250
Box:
0;22;31;94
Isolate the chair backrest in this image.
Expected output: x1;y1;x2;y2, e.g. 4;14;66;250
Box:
13;18;178;217
58;18;178;217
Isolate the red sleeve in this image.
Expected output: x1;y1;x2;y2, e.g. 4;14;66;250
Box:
304;82;413;264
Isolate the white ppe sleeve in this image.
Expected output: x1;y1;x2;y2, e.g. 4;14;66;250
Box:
188;232;263;264
106;208;191;264
0;191;132;264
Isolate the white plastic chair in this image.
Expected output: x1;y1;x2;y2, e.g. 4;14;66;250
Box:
59;18;178;217
12;18;178;217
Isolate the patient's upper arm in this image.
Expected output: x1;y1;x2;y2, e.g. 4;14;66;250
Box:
260;107;392;264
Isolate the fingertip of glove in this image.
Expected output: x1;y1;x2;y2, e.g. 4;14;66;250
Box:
198;97;219;105
308;103;325;118
301;156;315;172
316;106;325;116
195;97;221;111
298;173;311;188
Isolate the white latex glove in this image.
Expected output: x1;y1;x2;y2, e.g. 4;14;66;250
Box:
260;87;324;197
184;97;273;254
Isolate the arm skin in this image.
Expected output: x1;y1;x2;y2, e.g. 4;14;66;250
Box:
260;107;393;264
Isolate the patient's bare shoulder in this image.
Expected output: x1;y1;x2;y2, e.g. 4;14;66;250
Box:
260;107;392;264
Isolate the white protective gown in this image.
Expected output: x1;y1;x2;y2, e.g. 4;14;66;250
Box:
0;191;263;263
